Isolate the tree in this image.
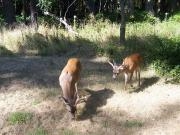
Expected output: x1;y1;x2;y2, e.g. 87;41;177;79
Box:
85;0;99;15
145;0;155;15
29;0;38;29
128;0;134;16
120;0;126;44
2;0;16;25
22;0;28;24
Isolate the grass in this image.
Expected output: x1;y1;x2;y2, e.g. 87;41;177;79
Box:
123;120;143;128
62;129;76;135
40;89;59;99
0;14;180;81
32;99;41;105
8;111;33;125
27;127;48;135
102;119;110;128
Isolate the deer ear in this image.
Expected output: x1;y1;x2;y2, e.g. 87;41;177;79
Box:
118;65;128;70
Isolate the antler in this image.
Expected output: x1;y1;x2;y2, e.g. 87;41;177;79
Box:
75;96;89;105
108;61;114;67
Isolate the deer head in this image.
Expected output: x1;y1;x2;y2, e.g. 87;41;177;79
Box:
108;60;120;79
61;96;77;119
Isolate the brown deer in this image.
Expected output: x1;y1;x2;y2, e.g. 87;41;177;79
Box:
108;53;142;90
59;58;86;119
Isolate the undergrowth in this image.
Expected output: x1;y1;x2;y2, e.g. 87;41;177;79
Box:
0;13;180;82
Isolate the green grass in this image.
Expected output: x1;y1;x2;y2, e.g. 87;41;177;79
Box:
0;14;180;82
102;119;110;128
32;99;41;105
123;120;143;128
27;127;48;135
8;111;33;125
62;129;76;135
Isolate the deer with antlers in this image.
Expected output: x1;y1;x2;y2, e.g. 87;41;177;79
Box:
59;58;86;119
108;53;143;90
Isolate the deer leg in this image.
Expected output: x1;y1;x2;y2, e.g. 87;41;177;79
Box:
124;72;128;90
138;68;140;87
129;72;133;87
75;83;79;99
135;70;138;80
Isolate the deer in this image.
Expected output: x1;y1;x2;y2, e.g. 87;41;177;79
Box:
108;53;142;90
59;58;86;119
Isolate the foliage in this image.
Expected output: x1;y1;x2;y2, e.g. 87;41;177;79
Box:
37;0;53;12
38;16;60;27
124;35;180;82
130;10;160;23
0;46;14;56
8;111;33;125
169;11;180;22
0;15;4;26
16;15;30;23
151;37;180;82
0;18;180;82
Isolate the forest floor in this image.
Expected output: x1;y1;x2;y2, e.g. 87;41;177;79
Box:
0;56;180;135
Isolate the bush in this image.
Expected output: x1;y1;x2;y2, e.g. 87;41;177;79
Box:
130;10;160;24
169;11;180;22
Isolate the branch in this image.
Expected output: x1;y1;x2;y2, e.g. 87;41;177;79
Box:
44;11;78;36
64;0;77;19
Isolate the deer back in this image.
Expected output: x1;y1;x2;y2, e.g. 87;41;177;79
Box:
59;58;81;118
122;53;142;73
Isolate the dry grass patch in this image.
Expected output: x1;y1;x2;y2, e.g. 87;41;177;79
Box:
0;56;180;135
27;127;48;135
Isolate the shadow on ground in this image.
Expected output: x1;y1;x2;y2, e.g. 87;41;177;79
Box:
77;88;115;120
131;76;160;93
0;57;113;93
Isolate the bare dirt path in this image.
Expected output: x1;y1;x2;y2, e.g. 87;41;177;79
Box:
0;56;180;135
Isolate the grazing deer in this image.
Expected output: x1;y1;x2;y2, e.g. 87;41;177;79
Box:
108;53;142;90
59;58;86;119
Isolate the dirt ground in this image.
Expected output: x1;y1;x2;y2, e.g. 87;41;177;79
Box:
0;56;180;135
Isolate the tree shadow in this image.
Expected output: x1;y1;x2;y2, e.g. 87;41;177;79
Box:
131;76;159;93
0;57;112;93
20;32;97;58
77;88;115;120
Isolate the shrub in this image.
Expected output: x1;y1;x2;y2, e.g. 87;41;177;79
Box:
130;10;160;23
169;11;180;22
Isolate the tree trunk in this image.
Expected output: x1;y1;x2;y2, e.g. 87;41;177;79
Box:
2;0;16;25
171;0;178;12
85;0;96;14
128;0;134;16
155;0;161;14
120;0;126;45
29;0;38;29
145;0;155;15
22;0;27;24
